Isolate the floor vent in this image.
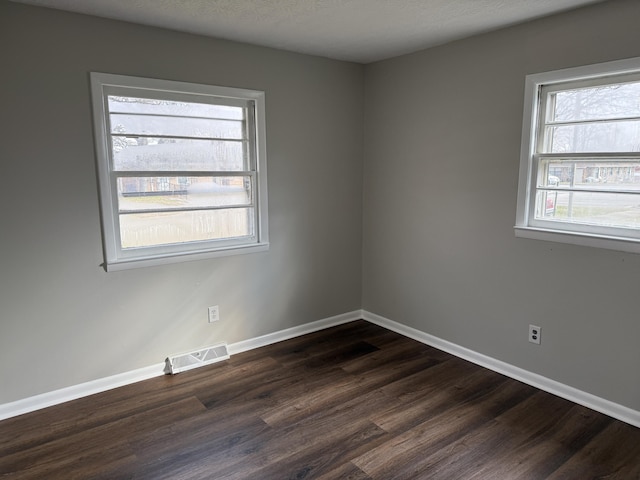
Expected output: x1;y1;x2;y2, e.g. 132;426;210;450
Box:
166;343;229;374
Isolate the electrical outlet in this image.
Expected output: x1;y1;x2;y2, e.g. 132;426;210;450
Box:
529;324;541;345
208;305;220;323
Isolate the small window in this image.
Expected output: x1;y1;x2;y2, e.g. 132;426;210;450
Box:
515;57;640;253
90;73;268;270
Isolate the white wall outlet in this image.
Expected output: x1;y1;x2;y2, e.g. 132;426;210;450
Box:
208;305;220;323
529;324;541;345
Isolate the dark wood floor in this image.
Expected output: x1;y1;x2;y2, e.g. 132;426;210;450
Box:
1;320;639;479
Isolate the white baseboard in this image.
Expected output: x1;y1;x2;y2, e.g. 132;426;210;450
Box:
3;308;638;429
0;310;362;422
0;363;166;422
228;310;362;355
361;310;640;429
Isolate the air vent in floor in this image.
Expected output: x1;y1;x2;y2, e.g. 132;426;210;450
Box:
166;343;229;374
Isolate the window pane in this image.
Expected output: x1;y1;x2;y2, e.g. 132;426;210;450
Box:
110;113;244;139
537;165;565;188
545;121;640;153
538;160;640;189
535;190;640;228
551;82;640;122
119;208;254;249
117;176;252;212
112;138;246;171
108;96;244;120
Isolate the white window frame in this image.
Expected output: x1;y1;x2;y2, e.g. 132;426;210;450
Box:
90;73;269;271
515;57;640;254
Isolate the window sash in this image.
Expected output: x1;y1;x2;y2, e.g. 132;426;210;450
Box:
537;73;640;153
103;94;258;254
528;155;640;237
118;208;257;252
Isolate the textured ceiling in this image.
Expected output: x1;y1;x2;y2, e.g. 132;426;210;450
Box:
11;0;607;63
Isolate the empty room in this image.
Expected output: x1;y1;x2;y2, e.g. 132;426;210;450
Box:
1;0;639;478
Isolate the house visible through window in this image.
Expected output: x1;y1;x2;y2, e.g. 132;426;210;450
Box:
90;73;268;270
515;57;640;254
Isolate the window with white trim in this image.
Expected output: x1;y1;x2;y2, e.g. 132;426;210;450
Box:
515;57;640;253
90;73;268;271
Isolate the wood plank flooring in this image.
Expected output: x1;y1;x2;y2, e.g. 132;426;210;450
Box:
1;320;639;479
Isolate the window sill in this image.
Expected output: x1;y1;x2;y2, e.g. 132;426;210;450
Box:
514;226;640;255
103;242;270;272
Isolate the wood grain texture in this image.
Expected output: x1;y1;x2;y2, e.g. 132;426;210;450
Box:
1;320;638;479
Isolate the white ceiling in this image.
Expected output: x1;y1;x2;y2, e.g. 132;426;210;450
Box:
11;0;607;63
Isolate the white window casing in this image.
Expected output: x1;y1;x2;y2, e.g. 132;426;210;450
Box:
515;57;640;254
90;73;269;271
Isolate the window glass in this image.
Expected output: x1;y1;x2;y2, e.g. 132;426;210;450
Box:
119;209;253;249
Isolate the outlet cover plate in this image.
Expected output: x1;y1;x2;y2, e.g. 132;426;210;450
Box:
529;324;541;345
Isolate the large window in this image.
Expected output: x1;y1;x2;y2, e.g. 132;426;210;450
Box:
90;73;268;270
515;57;640;253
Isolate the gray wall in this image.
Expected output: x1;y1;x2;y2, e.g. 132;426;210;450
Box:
363;0;640;411
0;2;364;404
